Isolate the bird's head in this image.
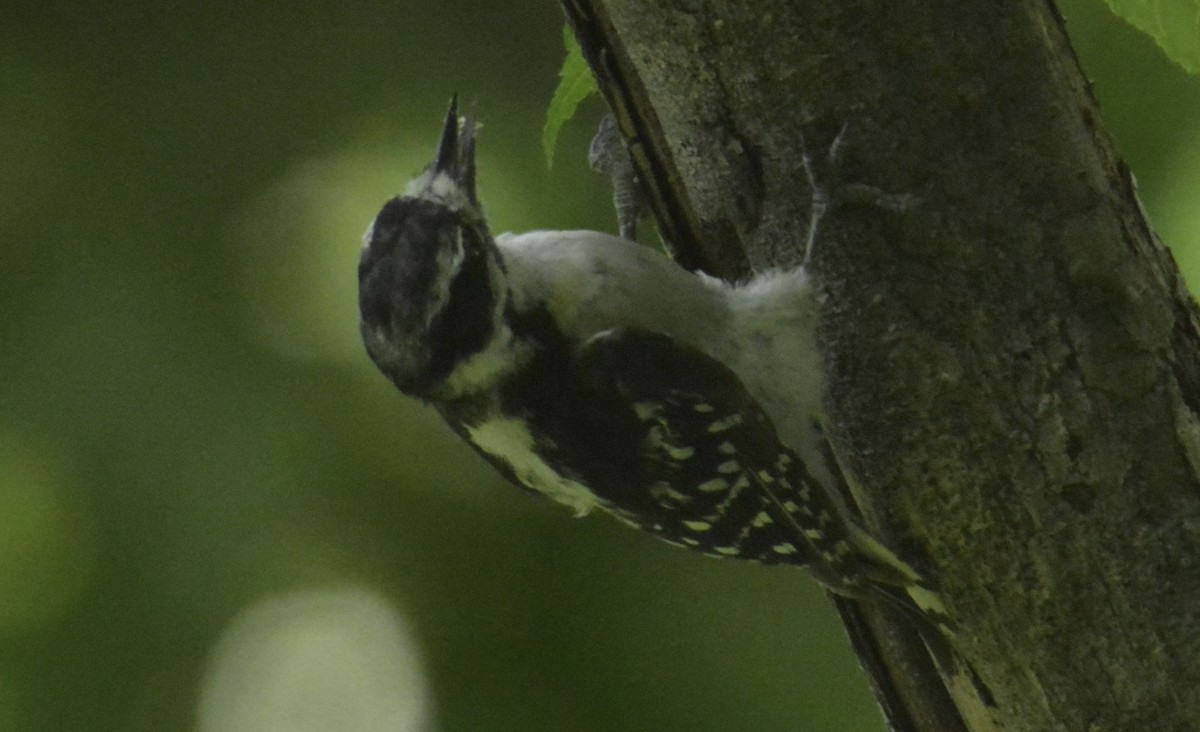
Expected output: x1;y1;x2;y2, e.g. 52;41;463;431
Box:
358;98;508;399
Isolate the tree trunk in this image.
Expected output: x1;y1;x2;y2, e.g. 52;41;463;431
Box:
562;1;1200;730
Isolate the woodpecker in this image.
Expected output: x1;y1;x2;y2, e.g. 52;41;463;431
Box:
358;99;941;616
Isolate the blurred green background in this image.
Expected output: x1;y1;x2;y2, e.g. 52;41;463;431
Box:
1;2;1197;730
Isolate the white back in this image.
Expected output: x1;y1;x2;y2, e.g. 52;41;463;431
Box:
496;230;825;459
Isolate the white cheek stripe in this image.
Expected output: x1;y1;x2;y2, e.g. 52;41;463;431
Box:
441;325;528;398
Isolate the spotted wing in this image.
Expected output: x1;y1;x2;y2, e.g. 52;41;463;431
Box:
577;328;864;591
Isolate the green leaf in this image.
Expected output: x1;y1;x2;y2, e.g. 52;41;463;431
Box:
1101;0;1200;74
543;25;599;168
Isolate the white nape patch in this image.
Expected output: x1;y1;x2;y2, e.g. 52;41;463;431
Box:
465;417;602;517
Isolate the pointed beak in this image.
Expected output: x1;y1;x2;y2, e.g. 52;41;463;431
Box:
431;95;477;204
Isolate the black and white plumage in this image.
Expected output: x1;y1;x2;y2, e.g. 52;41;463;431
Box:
359;100;941;614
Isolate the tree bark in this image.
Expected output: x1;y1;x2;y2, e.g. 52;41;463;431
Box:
563;1;1200;730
